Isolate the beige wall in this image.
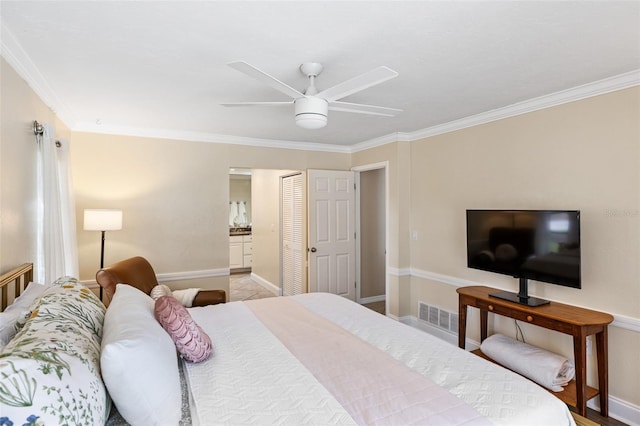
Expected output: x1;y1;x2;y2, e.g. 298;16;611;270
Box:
352;141;412;317
406;87;640;406
70;132;350;295
3;52;639;413
0;58;69;275
250;169;300;288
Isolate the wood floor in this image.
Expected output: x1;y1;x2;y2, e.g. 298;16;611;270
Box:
361;300;385;315
229;274;628;426
571;407;628;426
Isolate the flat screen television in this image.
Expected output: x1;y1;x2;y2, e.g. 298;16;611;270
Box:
466;210;581;306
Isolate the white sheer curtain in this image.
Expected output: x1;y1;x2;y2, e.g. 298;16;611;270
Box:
35;124;79;284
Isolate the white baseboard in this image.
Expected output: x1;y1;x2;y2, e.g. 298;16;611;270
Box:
400;313;640;425
80;279;98;289
81;267;230;290
386;313;400;321
587;395;640;426
359;295;386;304
249;272;280;295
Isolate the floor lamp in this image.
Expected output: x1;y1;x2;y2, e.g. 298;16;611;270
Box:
84;209;123;300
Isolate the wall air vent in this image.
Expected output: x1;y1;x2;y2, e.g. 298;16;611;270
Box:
418;301;459;335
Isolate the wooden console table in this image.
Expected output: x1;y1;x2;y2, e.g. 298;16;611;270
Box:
457;286;614;417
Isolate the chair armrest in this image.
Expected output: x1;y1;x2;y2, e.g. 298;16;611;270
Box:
192;289;226;307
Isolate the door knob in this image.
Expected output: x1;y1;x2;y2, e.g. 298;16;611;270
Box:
310;247;317;252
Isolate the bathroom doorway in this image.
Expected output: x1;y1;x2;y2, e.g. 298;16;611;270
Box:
229;168;301;295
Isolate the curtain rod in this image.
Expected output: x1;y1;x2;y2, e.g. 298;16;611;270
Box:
33;120;43;135
32;120;61;147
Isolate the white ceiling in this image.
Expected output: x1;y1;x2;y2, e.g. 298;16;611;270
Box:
1;1;639;150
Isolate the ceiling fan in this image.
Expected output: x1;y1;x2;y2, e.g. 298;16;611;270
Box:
221;61;402;129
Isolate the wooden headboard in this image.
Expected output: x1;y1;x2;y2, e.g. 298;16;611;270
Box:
0;263;34;311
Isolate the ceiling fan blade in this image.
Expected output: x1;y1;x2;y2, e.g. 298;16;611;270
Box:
221;101;293;107
317;66;399;102
227;61;303;99
329;101;402;117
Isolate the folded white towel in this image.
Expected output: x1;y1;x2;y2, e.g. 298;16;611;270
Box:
172;288;201;308
480;333;575;392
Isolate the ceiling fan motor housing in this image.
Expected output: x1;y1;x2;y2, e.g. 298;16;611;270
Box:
295;96;328;129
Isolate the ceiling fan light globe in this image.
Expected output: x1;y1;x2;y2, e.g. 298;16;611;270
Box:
296;114;327;129
295;97;328;129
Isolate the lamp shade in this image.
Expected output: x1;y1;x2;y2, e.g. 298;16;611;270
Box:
84;209;123;231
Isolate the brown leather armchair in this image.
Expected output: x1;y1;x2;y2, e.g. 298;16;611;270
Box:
96;256;226;306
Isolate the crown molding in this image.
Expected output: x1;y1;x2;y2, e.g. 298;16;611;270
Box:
0;23;77;126
405;69;640;142
3;20;637;153
72;121;353;153
351;69;640;152
78;69;640;153
349;132;412;153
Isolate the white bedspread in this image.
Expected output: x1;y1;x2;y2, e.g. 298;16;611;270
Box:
185;293;576;426
185;299;357;425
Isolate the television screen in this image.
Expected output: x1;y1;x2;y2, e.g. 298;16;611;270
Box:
466;210;581;289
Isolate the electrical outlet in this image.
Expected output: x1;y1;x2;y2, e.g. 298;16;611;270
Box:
411;230;418;241
586;337;592;356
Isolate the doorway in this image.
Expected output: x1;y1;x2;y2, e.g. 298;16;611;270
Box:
354;162;388;311
229;168;301;295
228;165;387;309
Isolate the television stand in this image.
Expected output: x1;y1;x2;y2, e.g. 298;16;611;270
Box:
457;286;614;417
489;276;550;306
489;290;550;307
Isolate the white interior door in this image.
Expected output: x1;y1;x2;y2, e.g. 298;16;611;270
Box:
308;169;356;300
281;173;305;296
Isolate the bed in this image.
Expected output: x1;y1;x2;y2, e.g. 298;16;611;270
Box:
0;262;577;426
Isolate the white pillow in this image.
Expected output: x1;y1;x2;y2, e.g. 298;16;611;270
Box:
0;281;48;349
101;284;181;426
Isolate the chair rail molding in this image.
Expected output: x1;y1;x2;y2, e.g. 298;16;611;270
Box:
389;267;640;334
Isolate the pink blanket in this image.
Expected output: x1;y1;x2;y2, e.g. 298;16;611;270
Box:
247;297;492;426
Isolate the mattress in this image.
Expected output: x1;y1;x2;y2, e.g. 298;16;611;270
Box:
184;293;576;426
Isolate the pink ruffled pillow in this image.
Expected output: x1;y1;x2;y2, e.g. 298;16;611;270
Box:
154;295;212;362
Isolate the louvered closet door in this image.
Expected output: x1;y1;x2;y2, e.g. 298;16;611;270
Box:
281;173;305;296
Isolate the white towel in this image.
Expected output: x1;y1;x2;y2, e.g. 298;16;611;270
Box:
229;202;238;226
172;288;201;308
237;201;247;226
480;333;575;392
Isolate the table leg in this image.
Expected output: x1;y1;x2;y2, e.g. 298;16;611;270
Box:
458;302;467;349
480;309;488;342
573;332;588;416
596;328;609;416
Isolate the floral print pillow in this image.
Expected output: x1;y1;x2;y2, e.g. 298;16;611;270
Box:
0;277;108;426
